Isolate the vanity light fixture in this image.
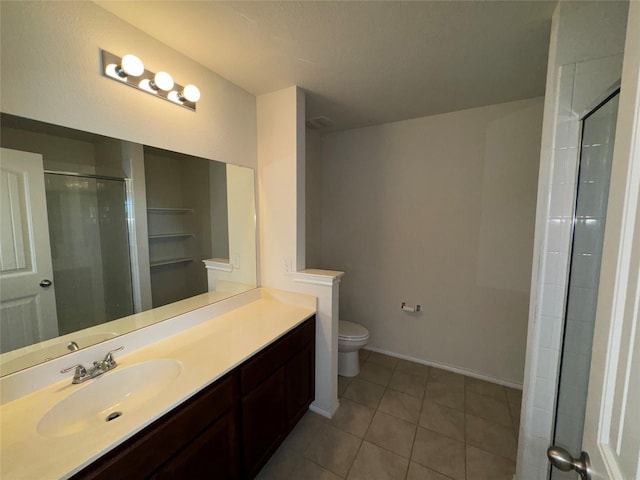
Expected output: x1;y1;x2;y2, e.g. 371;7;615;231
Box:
101;50;199;112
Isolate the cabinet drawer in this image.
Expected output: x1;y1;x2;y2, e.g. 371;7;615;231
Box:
72;372;237;480
240;317;315;394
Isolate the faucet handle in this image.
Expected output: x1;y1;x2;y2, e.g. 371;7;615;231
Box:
61;364;86;374
61;364;87;383
104;346;124;367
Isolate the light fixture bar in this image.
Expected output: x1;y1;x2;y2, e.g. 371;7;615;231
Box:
100;50;199;112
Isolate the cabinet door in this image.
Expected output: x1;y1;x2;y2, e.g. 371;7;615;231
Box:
241;368;286;478
285;342;315;431
153;410;239;480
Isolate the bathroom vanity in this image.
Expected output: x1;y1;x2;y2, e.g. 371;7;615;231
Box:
73;317;315;479
0;289;316;480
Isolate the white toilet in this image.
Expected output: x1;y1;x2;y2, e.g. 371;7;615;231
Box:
338;320;370;377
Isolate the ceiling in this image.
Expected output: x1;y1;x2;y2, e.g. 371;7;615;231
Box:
96;1;557;132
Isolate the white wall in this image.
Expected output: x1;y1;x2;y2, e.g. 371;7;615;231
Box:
318;98;544;386
517;1;629;478
257;87;342;417
0;1;256;169
306;129;324;268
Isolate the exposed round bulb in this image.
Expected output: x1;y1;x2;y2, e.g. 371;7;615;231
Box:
153;71;174;91
121;54;144;77
182;84;200;102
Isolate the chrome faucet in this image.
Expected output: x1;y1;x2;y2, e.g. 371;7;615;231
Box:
61;346;124;384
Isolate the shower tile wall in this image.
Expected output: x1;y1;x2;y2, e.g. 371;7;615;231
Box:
519;51;624;479
519;63;580;479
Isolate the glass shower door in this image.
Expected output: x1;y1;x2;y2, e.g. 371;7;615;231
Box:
549;91;620;479
45;173;134;335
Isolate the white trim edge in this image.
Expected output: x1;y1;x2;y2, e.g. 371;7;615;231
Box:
288;269;345;287
365;346;523;390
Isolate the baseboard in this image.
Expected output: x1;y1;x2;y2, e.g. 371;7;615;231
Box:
309;399;339;419
364;346;523;390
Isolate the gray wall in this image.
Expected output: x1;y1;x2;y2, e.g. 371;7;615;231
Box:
313;97;543;385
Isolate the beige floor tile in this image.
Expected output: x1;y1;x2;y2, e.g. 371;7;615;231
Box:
347;441;409;480
389;369;428;399
466;391;512;427
256;445;304;479
366;351;399;369
396;359;431;379
428;368;465;387
343;378;386;409
466;445;515;480
291;456;344;480
424;380;465;411
378;388;422;424
359;348;371;362
359;361;394;386
506;387;523;406
465;414;517;460
303;423;362;477
338;375;354;397
282;411;326;453
324;398;375;438
465;377;507;401
406;462;456;480
509;402;521;435
411;427;466;480
419;399;465;441
364;411;417;458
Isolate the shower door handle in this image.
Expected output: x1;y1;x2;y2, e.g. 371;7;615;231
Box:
547;446;591;480
39;279;52;288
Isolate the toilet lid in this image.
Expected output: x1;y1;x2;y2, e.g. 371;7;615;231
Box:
339;320;369;341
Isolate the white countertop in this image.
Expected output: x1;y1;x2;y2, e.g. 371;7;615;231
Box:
0;288;316;479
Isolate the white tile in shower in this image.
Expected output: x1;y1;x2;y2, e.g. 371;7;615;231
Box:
576;180;610;219
541;284;559;317
546;218;564;253
570;252;599;289
580;145;612;182
557;380;588;418
549;182;574;218
530;406;554;438
565;286;598;323
572;218;604;254
544;252;569;286
539;315;562;349
563;318;596;356
533;377;556;410
536;347;561;381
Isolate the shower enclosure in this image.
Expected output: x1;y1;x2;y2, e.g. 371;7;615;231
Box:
549;90;620;479
44;172;134;335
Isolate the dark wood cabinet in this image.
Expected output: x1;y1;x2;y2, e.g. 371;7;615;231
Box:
72;316;315;480
240;318;315;478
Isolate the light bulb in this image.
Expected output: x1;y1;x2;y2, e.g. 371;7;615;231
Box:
152;71;174;91
105;64;126;82
182;84;200;102
138;79;157;94
121;54;144;77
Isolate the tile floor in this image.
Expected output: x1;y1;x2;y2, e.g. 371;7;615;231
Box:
257;349;522;480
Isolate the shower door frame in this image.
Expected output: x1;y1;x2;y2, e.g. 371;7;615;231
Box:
43;170;139;322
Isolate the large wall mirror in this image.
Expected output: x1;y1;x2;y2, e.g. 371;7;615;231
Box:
0;114;257;376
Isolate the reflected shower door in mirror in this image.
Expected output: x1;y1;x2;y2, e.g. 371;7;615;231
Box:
45;173;134;335
0;114;257;375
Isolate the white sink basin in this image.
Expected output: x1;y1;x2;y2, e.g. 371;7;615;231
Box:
37;359;182;438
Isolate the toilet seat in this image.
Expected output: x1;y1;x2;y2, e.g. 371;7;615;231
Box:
339;320;369;342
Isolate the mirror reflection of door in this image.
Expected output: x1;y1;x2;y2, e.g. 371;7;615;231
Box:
0;148;58;352
549;91;622;479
